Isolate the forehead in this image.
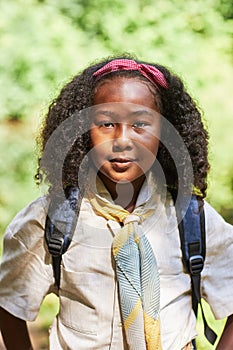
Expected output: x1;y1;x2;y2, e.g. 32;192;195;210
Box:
93;76;159;112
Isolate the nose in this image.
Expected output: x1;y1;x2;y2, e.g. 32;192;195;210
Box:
113;124;133;151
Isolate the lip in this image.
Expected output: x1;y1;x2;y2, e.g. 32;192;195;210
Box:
109;157;136;171
110;157;135;163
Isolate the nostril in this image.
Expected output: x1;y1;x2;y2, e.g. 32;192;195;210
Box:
112;138;133;152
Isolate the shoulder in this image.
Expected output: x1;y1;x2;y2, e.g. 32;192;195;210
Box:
203;200;233;256
204;200;232;234
4;196;50;244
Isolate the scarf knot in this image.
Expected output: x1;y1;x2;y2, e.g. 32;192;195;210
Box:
123;214;142;225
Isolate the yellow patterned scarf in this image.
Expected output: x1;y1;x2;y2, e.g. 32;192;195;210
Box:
88;174;162;350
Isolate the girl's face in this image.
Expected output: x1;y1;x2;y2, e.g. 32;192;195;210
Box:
90;77;161;186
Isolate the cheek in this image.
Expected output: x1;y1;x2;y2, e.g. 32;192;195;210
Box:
140;136;160;158
89;128;99;148
89;141;109;165
150;138;160;157
90;127;112;148
134;140;159;173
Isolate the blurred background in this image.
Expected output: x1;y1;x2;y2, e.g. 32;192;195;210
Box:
0;0;232;349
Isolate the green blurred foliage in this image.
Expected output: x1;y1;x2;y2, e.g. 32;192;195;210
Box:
0;120;40;237
0;0;232;120
0;0;107;121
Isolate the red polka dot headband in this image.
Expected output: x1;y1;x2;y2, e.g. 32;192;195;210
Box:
93;59;168;89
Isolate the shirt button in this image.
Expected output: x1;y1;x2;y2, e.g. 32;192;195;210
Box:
118;322;123;327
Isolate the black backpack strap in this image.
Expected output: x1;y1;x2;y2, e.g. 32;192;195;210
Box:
171;191;217;347
45;187;80;289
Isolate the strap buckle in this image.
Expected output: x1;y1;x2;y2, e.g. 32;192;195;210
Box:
189;255;204;275
47;236;64;256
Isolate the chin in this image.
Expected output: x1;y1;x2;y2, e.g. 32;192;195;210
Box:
105;173;145;185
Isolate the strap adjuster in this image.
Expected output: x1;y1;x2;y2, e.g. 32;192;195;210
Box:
47;236;64;256
189;255;204;275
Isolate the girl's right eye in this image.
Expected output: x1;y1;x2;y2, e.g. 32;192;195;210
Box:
99;122;115;128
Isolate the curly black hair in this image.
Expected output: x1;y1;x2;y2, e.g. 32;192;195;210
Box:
36;53;210;199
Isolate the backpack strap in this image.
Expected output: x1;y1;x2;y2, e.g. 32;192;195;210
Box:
45;187;80;289
171;192;217;347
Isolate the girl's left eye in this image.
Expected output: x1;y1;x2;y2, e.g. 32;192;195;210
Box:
132;121;148;128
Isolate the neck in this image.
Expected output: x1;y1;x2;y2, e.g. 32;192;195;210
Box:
98;173;146;213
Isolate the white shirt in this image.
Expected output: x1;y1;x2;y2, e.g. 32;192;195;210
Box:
0;178;233;349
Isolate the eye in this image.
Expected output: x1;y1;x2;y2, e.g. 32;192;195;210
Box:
132;121;149;128
101;122;115;128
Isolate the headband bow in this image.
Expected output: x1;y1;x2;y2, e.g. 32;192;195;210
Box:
93;59;168;89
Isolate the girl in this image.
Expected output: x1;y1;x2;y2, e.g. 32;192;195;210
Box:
0;55;233;350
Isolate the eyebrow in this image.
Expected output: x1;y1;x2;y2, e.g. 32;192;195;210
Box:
129;110;156;117
93;109;156;118
93;110;117;118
